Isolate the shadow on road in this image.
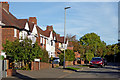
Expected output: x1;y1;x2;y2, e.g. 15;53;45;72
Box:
76;70;120;74
12;72;36;80
103;66;120;70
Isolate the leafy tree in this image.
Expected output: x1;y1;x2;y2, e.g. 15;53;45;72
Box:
41;49;49;63
85;53;94;61
79;33;107;57
59;49;75;65
2;38;49;70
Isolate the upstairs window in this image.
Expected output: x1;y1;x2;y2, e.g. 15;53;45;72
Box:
43;38;45;44
51;40;53;46
40;37;42;43
14;29;17;37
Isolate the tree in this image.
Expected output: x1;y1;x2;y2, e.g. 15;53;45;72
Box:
66;34;77;42
79;33;107;57
2;38;49;70
85;53;94;61
59;49;75;65
41;49;49;63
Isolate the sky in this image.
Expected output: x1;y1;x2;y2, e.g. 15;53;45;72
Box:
8;2;118;45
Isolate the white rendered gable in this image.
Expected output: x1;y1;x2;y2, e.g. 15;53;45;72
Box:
50;31;53;40
54;36;56;40
25;22;29;31
32;24;38;35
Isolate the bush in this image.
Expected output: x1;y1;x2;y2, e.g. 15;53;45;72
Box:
41;49;49;63
85;53;94;61
59;49;75;65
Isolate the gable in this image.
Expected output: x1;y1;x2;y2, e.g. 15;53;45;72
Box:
50;31;53;39
32;24;38;35
25;22;29;31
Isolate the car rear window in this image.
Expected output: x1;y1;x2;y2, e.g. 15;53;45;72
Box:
92;58;102;60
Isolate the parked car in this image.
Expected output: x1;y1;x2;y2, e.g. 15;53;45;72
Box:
103;58;107;66
52;57;60;64
89;57;104;68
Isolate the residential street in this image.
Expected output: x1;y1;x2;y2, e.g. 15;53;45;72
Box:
2;63;120;79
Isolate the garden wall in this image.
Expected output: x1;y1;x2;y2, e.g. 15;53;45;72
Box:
31;62;51;70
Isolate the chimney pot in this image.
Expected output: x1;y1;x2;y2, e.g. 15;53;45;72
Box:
1;1;9;12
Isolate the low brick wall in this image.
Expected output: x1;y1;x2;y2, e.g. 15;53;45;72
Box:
7;69;16;77
65;61;73;66
40;62;51;69
31;62;51;70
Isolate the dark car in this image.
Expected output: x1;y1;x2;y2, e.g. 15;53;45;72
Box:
89;57;104;68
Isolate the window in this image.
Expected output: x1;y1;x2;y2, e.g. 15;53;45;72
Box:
51;40;53;46
43;38;45;44
40;37;42;43
14;29;17;37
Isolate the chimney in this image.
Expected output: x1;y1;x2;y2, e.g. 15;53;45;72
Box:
46;25;53;31
0;2;9;12
29;17;37;24
56;34;60;38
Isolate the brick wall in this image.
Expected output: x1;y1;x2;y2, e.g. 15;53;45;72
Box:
2;27;19;44
55;42;59;49
67;47;73;50
31;62;51;70
36;34;40;46
65;61;73;66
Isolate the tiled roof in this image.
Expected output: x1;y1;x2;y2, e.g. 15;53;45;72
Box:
1;6;67;43
36;26;50;37
2;9;20;28
17;19;28;29
28;21;34;32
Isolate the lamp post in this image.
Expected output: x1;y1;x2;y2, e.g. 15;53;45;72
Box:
63;7;71;69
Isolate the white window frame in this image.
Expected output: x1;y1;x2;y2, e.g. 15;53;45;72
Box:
43;38;45;44
14;29;17;37
40;37;42;43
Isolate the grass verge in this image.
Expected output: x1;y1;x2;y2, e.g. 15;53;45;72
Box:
79;65;89;67
65;67;79;71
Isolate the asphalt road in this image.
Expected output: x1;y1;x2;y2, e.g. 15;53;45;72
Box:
2;63;120;79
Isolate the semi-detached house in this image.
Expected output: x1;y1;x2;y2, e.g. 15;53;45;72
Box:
0;2;68;58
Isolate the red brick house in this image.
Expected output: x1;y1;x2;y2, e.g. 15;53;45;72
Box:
0;2;69;59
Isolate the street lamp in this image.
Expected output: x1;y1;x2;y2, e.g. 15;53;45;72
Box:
63;7;71;69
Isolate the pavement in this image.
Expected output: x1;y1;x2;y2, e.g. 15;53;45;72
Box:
2;63;120;79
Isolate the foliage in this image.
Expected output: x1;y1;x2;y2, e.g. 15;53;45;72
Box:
85;53;94;61
0;55;4;60
41;49;49;63
79;33;107;58
59;49;75;65
66;32;120;62
66;67;79;70
2;38;49;69
66;34;77;42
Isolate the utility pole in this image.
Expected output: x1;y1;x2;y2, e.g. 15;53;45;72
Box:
63;7;71;69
